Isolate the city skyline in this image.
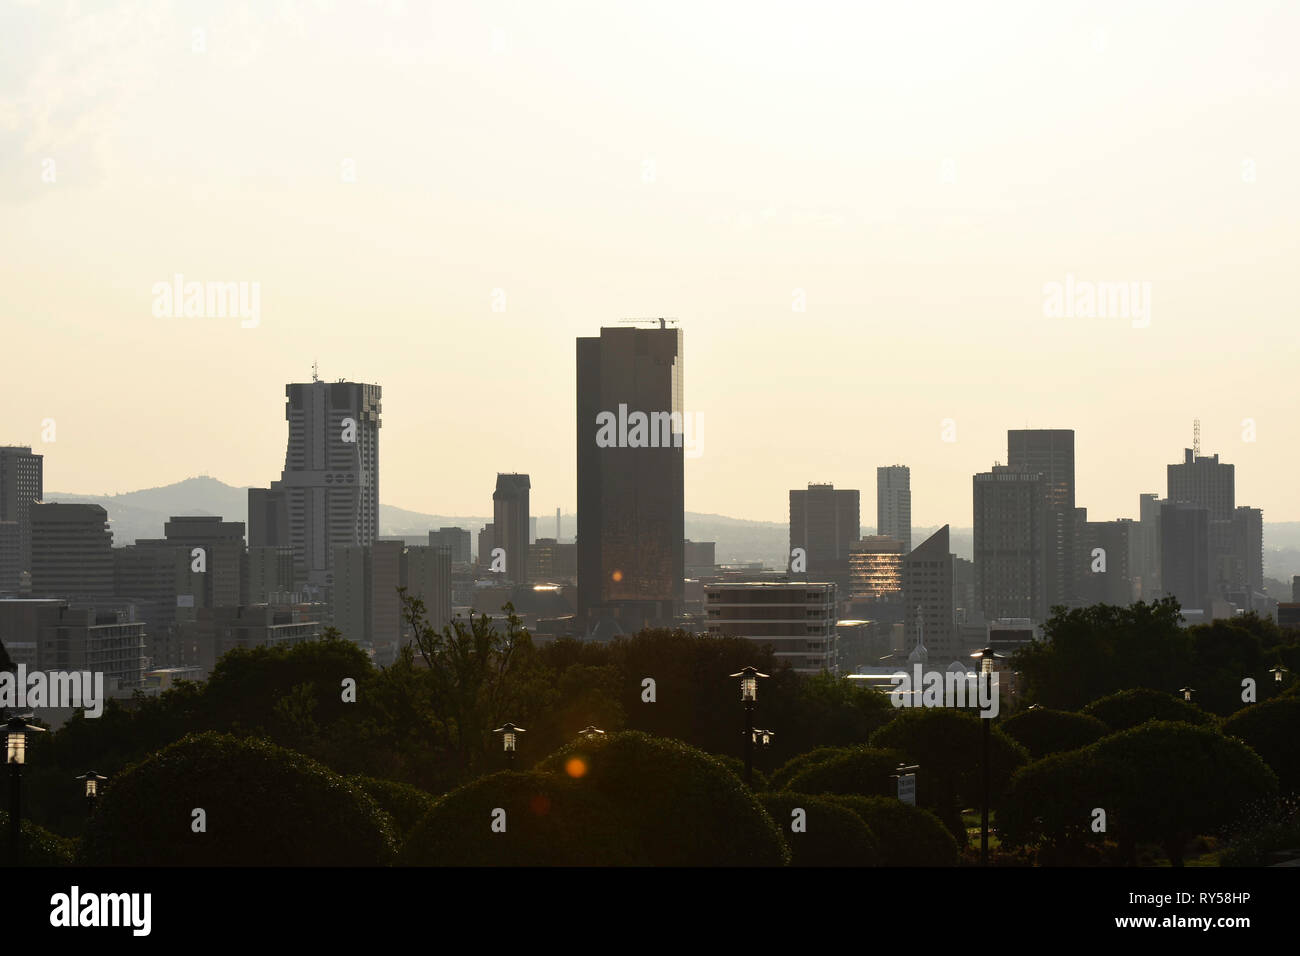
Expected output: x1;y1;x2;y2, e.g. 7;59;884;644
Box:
4;3;1297;526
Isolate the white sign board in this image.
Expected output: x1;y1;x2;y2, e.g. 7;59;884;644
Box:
897;773;917;806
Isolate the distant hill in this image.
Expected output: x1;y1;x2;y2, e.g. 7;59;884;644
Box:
44;477;1300;578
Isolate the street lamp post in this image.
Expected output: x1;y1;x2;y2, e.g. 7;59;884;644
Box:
6;714;47;866
1269;665;1289;685
493;722;526;769
730;667;769;787
75;771;108;817
970;647;1004;867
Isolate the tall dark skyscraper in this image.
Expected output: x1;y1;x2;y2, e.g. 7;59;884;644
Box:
789;483;860;589
0;445;44;580
493;473;531;585
902;525;955;661
1167;447;1236;595
973;465;1050;622
876;465;911;553
1007;429;1075;607
576;325;684;636
30;502;114;598
249;377;381;595
1161;501;1210;614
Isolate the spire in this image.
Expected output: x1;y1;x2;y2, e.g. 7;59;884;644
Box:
908;605;929;664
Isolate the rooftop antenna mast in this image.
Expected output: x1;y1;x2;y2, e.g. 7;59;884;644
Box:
1193;418;1201;458
312;360;319;383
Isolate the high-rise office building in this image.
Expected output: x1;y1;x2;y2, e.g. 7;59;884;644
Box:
429;527;471;565
30;503;114;598
848;536;904;599
704;581;836;674
403;545;452;636
1077;516;1135;606
162;516;246;608
0;522;20;592
0;445;43;577
1231;506;1264;593
576;325;685;635
493;474;531;585
247;546;296;603
1007;429;1074;607
478;524;495;568
333;542;450;666
1167;447;1237;601
973;465;1050;622
1161;502;1210;614
789;483;860;589
1132;493;1163;601
1168;448;1234;519
876;466;911;553
248;378;381;595
684;540;716;577
902;526;956;661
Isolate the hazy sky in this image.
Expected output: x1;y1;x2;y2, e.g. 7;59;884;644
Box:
3;0;1296;525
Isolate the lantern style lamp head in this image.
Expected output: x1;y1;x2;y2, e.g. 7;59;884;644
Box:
730;666;769;703
494;722;526;752
6;714;46;766
578;725;606;740
1180;686;1195;702
970;646;1005;675
76;771;108;798
752;728;773;749
1270;665;1289;684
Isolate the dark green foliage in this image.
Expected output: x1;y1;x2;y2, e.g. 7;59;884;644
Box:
784;746;905;798
1081;688;1215;732
0;811;76;866
398;771;645;866
536;731;789;866
769;746;852;791
1221;696;1300;794
1184;616;1274;716
76;732;397;866
346;775;438;843
1013;598;1191;709
1091;721;1278;866
1219;795;1300;866
868;708;1029;843
1000;708;1109;759
998;747;1107;861
757;793;880;866
822;795;959;866
711;753;769;791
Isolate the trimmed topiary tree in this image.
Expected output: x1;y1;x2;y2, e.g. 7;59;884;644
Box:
398;770;646;866
868;708;1029;844
784;746;905;799
998;747;1108;864
711;753;769;791
822;795;958;866
1091;721;1278;866
1221;697;1300;794
0;811;76;866
1081;688;1215;733
1000;708;1109;759
537;731;789;866
77;732;397;866
757;793;880;866
769;746;853;791
346;775;439;844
